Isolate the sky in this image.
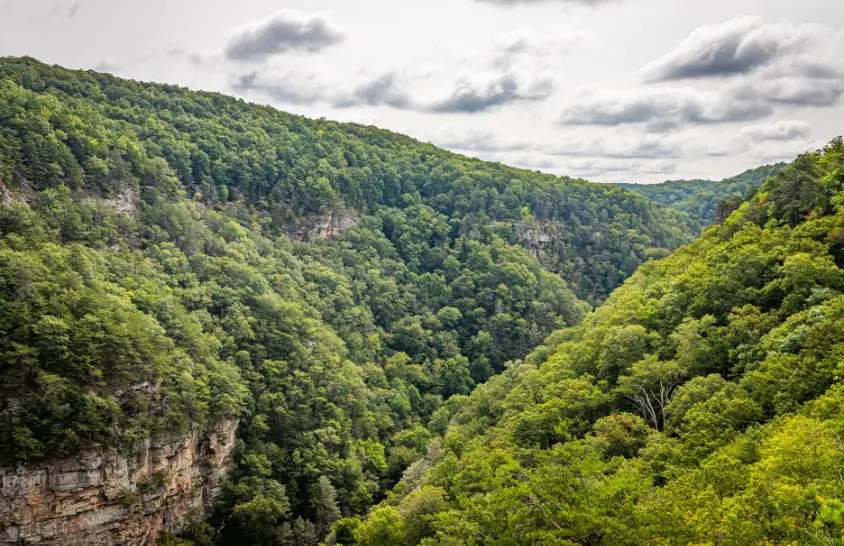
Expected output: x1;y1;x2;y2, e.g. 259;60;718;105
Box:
1;0;843;183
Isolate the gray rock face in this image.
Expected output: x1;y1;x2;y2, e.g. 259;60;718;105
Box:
289;207;360;241
0;420;237;545
89;189;141;214
511;221;556;260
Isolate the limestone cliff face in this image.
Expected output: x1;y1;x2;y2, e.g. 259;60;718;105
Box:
289;207;359;241
0;420;237;545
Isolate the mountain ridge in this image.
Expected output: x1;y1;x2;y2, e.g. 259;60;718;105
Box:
345;137;844;545
615;163;787;225
0;56;701;544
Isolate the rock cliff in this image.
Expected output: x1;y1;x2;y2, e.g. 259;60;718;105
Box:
0;420;237;545
288;207;359;241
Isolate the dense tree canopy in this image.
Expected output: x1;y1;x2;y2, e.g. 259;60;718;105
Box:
0;57;703;545
0;56;696;303
344;138;844;545
616;163;786;226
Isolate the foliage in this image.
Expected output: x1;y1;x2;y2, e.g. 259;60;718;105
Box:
349;138;844;544
616;163;785;225
0;56;695;304
0;57;701;544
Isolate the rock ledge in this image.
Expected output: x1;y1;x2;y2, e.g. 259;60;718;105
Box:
0;420;237;545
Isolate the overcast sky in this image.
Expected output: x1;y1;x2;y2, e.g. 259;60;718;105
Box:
2;0;843;183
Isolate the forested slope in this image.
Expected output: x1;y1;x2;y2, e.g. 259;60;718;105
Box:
346;139;844;545
0;57;698;544
616;163;786;225
0;56;695;304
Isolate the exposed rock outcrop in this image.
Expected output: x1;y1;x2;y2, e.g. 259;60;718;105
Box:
517;224;554;259
289;207;359;241
86;189;141;214
0;420;237;545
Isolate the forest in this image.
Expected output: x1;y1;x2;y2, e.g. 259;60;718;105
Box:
0;57;697;545
615;163;786;226
346;139;844;545
2;56;842;546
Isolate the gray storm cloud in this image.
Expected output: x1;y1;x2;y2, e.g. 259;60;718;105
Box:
224;9;346;62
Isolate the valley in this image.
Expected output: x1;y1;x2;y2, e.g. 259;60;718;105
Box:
0;52;842;546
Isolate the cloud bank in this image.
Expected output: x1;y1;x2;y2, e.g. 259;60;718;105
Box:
558;87;774;131
233;29;578;114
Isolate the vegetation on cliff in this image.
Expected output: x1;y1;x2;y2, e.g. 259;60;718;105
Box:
345;138;844;545
0;57;699;544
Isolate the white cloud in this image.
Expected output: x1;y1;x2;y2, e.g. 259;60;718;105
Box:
428;73;554;113
561;17;844;133
736;120;811;142
433;126;532;152
233;27;584;114
563;157;678;179
224;9;346;62
558;87;773;130
642;17;820;82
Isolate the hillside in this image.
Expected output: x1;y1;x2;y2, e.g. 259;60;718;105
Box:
346;138;844;545
616;163;786;225
0;56;696;304
0;57;698;544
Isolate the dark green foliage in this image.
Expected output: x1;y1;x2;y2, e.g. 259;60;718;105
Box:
6;54;843;546
350;138;844;545
617;163;785;225
0;56;695;304
0;57;701;544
